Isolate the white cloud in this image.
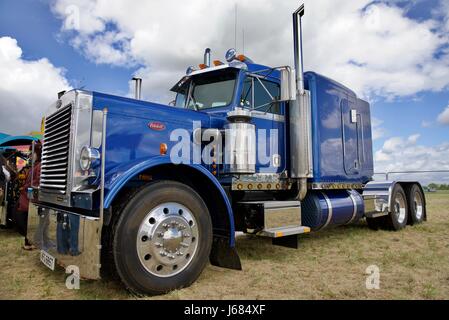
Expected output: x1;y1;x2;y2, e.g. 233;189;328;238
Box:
50;0;449;103
437;105;449;125
374;134;449;184
421;120;432;128
371;117;387;140
0;37;71;135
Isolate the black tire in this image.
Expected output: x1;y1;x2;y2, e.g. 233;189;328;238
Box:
405;184;426;225
383;184;408;231
112;181;212;295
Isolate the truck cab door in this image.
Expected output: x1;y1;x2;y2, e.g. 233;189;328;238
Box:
341;95;360;176
240;75;286;174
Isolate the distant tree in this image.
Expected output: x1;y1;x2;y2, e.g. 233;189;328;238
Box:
428;183;438;190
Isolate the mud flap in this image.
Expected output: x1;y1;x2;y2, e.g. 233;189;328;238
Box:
209;236;242;270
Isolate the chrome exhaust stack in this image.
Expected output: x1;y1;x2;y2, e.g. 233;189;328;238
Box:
204;48;211;67
132;77;142;100
290;4;313;200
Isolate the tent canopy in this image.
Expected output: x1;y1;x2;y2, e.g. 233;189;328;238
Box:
0;135;38;147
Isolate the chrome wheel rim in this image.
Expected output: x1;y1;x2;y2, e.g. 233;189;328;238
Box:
394;193;406;224
413;191;424;220
136;202;199;277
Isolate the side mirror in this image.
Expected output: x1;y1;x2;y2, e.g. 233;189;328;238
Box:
280;68;297;101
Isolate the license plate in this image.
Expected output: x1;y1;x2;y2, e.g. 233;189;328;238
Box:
40;250;56;271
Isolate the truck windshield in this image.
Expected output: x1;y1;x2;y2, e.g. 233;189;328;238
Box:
175;70;237;110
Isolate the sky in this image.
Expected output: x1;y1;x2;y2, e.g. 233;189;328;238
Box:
0;0;448;183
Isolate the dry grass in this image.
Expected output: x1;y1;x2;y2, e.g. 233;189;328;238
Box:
1;192;448;300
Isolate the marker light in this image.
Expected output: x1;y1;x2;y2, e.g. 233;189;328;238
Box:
213;60;224;66
198;63;207;70
160;143;168;155
236;54;254;63
225;48;237;62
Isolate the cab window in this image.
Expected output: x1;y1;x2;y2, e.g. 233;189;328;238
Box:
240;76;281;115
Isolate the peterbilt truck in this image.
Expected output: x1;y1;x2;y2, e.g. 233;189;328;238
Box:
27;4;426;294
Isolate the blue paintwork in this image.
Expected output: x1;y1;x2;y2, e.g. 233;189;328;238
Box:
86;63;376;242
92;92;237;245
301;190;364;231
102;155;236;246
304;72;374;185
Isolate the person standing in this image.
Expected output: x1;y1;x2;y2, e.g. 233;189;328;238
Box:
13;142;42;250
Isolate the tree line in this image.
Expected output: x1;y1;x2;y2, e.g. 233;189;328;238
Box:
426;183;449;190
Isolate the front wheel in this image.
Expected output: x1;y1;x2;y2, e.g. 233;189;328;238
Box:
112;181;212;295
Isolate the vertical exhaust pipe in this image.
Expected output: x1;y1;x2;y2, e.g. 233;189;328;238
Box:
290;4;313;201
293;5;305;95
204;48;211;67
132;77;142;100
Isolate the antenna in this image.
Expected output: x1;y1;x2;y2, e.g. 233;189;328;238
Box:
242;29;245;55
234;3;237;50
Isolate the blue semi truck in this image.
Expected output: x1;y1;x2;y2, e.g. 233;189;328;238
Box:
27;5;426;294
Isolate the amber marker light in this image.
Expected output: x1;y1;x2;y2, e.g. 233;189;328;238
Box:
160;143;168;155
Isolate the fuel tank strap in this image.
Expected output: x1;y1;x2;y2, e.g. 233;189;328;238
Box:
346;190;358;225
319;192;333;230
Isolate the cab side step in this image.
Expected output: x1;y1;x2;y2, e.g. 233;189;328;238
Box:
236;200;311;249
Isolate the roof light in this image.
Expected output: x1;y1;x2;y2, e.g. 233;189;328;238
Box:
198;63;208;70
186;66;197;75
213;60;224;66
225;48;237;62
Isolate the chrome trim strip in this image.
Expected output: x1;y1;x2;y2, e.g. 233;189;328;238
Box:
346;190;358;224
100;108;107;222
250;111;285;122
309;182;364;190
320;192;333;230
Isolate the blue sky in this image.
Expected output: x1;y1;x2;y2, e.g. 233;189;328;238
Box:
0;0;448;179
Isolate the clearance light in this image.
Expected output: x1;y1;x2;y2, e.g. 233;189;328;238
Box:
160;143;168;155
236;54;253;63
198;63;208;70
213;60;224;66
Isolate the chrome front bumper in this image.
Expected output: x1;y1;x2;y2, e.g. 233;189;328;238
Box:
27;202;102;279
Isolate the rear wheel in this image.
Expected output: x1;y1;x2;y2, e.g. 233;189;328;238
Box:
112;181;212;295
383;184;408;231
405;184;426;225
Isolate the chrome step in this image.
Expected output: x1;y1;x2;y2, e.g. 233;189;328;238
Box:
257;226;311;238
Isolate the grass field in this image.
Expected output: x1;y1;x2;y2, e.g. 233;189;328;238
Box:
0;192;448;300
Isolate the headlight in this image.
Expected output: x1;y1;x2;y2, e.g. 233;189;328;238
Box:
80;146;100;171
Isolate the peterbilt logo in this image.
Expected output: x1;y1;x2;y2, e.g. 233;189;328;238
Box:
148;122;166;131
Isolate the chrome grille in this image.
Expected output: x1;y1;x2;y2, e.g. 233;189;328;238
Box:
40;104;72;194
